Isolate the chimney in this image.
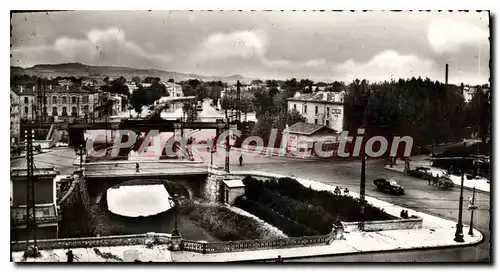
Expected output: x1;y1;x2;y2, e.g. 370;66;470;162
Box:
445;64;449;86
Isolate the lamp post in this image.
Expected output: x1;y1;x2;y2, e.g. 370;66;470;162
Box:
454;163;465;243
168;194;181;237
468;187;478;236
75;144;85;169
206;145;214;167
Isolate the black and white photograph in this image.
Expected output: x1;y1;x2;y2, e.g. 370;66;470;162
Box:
9;8;492;263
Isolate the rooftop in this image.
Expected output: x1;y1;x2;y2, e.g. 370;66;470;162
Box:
11;167;59;178
222;179;244;188
288;91;344;104
286;122;337;135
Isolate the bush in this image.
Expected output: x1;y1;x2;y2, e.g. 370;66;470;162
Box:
188;204;277;241
238;176;395;235
234;197;319;237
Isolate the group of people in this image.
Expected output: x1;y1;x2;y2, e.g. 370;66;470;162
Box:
400;209;410;219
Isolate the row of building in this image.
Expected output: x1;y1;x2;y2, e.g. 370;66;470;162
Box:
10;85;126;145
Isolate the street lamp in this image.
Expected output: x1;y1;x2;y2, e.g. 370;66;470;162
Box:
454;158;466;243
168;194;181;237
206;145;215;167
75;144;85;169
468;187;478;236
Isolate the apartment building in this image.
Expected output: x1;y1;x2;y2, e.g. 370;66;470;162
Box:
287;91;345;133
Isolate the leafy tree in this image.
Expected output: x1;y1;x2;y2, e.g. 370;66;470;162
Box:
132;76;142;85
130;87;146;116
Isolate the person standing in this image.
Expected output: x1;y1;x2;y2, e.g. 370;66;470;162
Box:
136;163;140;173
66;249;74;262
239;155;243;166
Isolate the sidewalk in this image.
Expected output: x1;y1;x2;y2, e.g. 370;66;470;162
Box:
384;156;490;193
13;171;484;262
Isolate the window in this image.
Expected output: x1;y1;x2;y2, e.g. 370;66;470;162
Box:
62;107;67;116
327;107;330;117
83;105;89;114
293;104;297;111
82;95;89;103
71;107;77;117
304;105;307;113
52;107;58;116
315;106;318;114
52;96;58;104
72;97;77;104
24;97;28;104
314;119;318;124
62;96;67;104
326;120;330;127
24;107;28;114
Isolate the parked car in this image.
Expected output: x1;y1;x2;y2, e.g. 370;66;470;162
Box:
374;178;405;195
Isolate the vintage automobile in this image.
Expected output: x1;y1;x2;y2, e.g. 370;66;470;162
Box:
374;178;405;195
431;175;455;189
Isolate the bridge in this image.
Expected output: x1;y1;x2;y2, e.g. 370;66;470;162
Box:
84;161;209;180
83;161;211;203
67;119;227;147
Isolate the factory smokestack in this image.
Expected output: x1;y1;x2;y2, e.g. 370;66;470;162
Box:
445;64;449;86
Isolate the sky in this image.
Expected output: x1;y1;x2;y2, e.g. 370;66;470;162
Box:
11;11;490;85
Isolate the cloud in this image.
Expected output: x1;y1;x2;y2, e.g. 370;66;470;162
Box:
192;30;267;61
427;19;489;54
11;27;172;67
334;50;435;82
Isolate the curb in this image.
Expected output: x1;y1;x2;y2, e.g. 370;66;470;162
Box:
245;234;485;263
384;165;490;194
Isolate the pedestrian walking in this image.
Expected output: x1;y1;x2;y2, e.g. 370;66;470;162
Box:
276;255;283;263
239;155;243;166
136;163;140;173
428;174;432;185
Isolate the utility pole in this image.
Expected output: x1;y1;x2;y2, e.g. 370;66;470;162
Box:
24;128;39;257
445;64;449;86
224;109;230;173
468;187;478;236
359;150;366;231
236;80;241;123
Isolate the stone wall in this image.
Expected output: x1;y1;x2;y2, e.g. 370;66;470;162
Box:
342;217;423;232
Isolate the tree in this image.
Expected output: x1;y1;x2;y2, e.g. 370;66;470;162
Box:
95;94;114;118
131;87;147;116
168;78;175;83
132;76;142;85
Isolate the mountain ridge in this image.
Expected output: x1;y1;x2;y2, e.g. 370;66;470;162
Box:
11;62;253;84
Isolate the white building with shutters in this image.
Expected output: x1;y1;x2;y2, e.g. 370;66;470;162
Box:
287;91;345;133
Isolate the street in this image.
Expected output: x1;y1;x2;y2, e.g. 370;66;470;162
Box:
14;145;490;262
232;157;490;262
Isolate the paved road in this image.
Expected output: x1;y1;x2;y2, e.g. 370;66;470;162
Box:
10;147;79;175
235;158;491;263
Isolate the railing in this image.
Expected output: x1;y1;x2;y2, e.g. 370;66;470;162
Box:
182;234;329;254
12;231;336;254
11;234;148;251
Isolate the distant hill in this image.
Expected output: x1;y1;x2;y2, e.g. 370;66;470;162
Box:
11;62;254;84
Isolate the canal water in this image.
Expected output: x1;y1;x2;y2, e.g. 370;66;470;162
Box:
91;176;221;241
